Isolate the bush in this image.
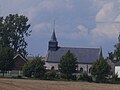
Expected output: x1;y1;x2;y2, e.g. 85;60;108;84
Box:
17;75;22;79
45;70;57;80
71;75;77;80
78;72;92;82
22;56;46;79
112;73;118;81
22;62;33;77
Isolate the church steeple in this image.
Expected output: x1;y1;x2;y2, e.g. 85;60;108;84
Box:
50;29;57;42
48;20;58;51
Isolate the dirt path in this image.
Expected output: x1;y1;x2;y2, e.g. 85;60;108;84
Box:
0;78;120;90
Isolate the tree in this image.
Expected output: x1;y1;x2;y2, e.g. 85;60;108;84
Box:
58;50;78;80
91;55;111;82
0;14;31;56
23;56;46;79
0;14;31;76
0;46;14;76
113;34;120;61
108;34;120;61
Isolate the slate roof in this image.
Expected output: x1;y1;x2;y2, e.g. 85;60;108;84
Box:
47;47;101;64
50;30;57;42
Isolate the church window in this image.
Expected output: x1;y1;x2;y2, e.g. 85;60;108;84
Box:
80;67;83;73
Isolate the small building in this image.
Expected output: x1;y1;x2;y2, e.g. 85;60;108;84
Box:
45;30;102;74
13;54;28;70
108;60;120;77
7;54;28;76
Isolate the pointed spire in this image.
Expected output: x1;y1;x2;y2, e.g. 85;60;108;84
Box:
50;20;57;42
50;30;57;42
98;46;104;60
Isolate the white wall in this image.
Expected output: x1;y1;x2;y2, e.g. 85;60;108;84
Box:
45;62;92;74
78;64;92;73
45;62;58;70
115;66;120;78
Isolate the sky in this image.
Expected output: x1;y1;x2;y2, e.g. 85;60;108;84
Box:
0;0;120;57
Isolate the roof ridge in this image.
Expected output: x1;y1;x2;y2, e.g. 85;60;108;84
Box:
60;46;100;49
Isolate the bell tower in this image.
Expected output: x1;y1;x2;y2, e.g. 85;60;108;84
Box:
48;21;58;51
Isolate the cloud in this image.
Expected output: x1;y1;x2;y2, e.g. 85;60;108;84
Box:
91;0;120;39
77;25;88;33
96;2;120;22
1;0;120;56
91;23;119;41
33;22;51;32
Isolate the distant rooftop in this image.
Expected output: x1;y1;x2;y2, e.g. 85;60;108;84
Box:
47;47;101;64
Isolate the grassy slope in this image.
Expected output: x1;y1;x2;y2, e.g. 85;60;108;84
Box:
0;78;120;90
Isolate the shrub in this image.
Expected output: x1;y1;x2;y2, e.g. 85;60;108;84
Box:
78;72;92;82
112;73;118;81
22;56;46;79
23;63;33;77
45;70;57;80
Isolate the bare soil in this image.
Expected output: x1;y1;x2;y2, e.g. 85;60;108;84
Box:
0;78;120;90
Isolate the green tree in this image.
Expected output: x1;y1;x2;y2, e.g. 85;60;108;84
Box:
58;50;78;80
108;34;120;61
114;34;120;61
23;56;46;79
0;14;31;56
0;14;30;76
0;46;14;76
91;55;111;82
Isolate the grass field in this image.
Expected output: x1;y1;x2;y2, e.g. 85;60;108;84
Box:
0;78;120;90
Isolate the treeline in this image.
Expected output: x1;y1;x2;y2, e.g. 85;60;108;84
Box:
22;50;114;83
22;34;120;83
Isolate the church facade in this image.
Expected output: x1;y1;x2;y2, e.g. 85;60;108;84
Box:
45;30;102;74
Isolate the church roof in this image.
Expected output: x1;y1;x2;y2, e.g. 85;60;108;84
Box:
47;47;101;64
50;30;57;42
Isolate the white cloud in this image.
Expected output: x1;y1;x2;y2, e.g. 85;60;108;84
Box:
115;15;120;22
33;22;51;32
92;0;120;41
96;2;115;22
91;23;119;40
1;0;120;56
77;24;88;35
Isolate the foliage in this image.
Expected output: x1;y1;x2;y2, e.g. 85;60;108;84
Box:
23;56;46;79
45;70;57;80
112;73;118;81
108;34;120;61
91;56;111;82
0;46;14;76
22;62;33;77
114;34;120;60
78;72;92;82
58;50;78;80
0;14;31;56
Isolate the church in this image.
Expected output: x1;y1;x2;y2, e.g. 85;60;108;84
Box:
45;30;102;74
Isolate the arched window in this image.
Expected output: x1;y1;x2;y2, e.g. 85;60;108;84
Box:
80;67;83;73
89;68;92;73
51;66;55;70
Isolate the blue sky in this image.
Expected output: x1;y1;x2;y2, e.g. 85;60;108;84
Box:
0;0;120;57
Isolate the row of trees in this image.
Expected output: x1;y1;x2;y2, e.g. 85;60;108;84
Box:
23;50;111;82
23;51;78;80
0;14;31;76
